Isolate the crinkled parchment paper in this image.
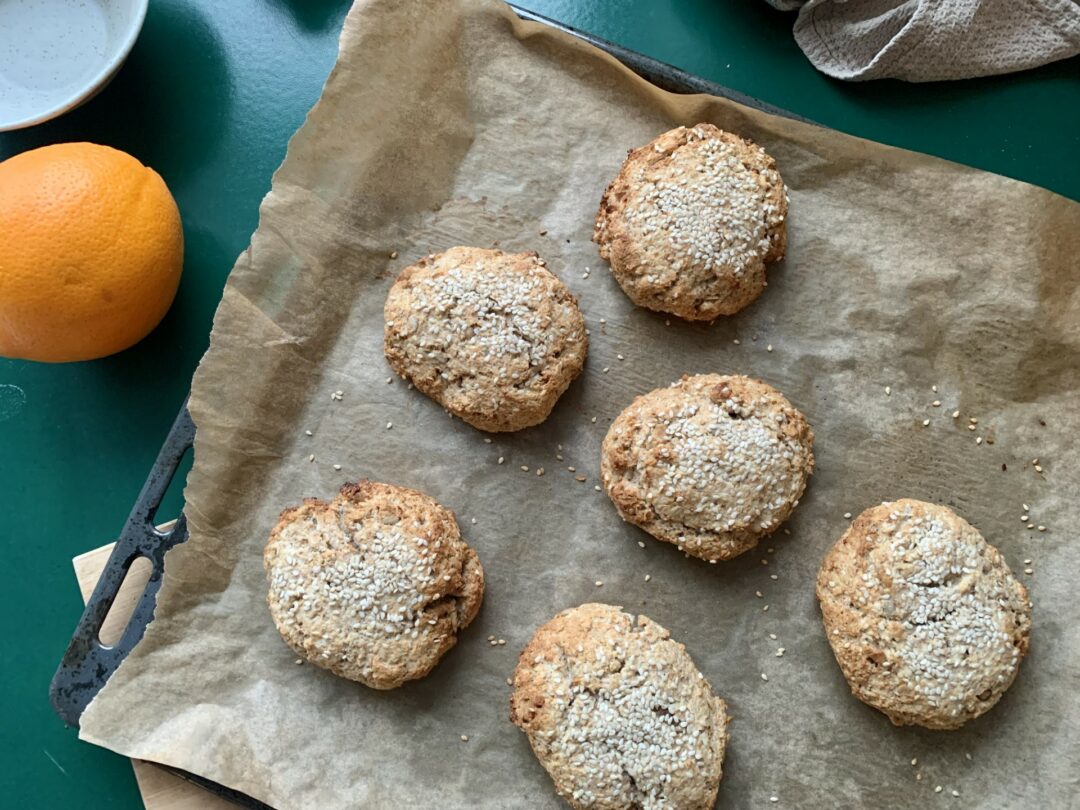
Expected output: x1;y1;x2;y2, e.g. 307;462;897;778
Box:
79;0;1080;806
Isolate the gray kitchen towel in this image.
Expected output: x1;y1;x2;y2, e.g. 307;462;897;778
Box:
764;0;1080;81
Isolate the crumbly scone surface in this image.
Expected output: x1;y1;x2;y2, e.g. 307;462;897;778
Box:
593;124;788;320
264;480;484;689
384;246;587;431
511;603;729;810
817;498;1031;729
601;374;814;561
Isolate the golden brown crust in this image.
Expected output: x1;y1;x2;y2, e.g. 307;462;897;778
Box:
593;124;788;321
383;246;588;432
511;603;729;809
264;480;484;689
817;499;1032;729
601;374;813;562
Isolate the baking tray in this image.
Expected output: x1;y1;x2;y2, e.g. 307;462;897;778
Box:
49;6;806;807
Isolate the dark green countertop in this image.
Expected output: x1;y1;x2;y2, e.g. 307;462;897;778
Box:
0;1;1076;806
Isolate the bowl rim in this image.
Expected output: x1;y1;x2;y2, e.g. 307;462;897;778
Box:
0;0;151;133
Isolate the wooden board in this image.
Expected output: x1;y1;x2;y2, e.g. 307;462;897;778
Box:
74;543;238;810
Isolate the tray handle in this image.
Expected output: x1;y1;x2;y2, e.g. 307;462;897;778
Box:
49;401;195;727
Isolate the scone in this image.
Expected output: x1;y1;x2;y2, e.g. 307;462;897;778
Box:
264;480;484;689
510;603;729;810
593;123;788;320
601;374;813;562
817;499;1032;729
384;246;588;432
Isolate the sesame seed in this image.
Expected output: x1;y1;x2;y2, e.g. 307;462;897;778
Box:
595;580;603;587
389;251;398;259
308;454;315;462
763;605;770;612
733;339;741;345
385;377;393;384
922;419;931;427
539;229;547;236
975;437;983;445
911;758;918;766
770;574;778;580
484;438;492;444
575;475;587;482
1024;568;1033;575
766;344;773;352
952;410;960;419
967;424;976;431
602;367;610;373
536;467;545;477
1038;525;1046;532
386;421;393;430
776;648;785;657
843;512;852;519
935;786;942;794
304;429;313;436
761;673;768;681
932;400;941;407
932;385;938;393
520;465;529;472
498;639;506;645
885;386;892;395
617;353;625;361
638;541;646;548
769;633;777;640
770;798;778;804
470;517;477;525
1034;465;1043;473
1021;515;1029;522
645;574;652;582
594;485;601;491
952;790;960;797
1024;559;1031;564
497;457;505;465
506;677;513;685
965;753;972;761
591;417;597;423
332;464;342;471
599;318;606;324
460;735;469;742
756;591;763;598
294;659;303;665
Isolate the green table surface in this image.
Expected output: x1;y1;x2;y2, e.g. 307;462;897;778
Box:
0;1;1076;806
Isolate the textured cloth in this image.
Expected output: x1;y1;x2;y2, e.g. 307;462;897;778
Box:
764;0;1080;81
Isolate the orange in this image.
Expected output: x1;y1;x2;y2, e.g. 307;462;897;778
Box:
0;142;183;362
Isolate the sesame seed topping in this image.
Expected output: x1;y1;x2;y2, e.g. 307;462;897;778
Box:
843;512;852;519
595;580;604;587
766;344;773;352
885;386;892;396
761;673;768;681
520;466;529;472
645;574;652;582
460;735;469;742
386;421;393;430
332;464;342;471
922;419;931;427
932;400;941;407
304;429;313;436
497;457;505;465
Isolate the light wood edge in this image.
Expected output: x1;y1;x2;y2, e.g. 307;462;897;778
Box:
73;535;238;810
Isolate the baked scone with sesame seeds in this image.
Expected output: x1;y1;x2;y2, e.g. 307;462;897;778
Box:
601;373;813;562
384;246;588;432
817;499;1032;730
264;480;484;689
511;603;729;810
593;123;788;321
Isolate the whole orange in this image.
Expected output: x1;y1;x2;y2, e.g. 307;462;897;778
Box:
0;142;183;362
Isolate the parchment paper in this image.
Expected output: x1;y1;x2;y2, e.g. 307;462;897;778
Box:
79;0;1080;807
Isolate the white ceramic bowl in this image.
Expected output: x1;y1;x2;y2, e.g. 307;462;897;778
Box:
0;0;149;132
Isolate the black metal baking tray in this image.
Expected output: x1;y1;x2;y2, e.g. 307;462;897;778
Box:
49;6;804;807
